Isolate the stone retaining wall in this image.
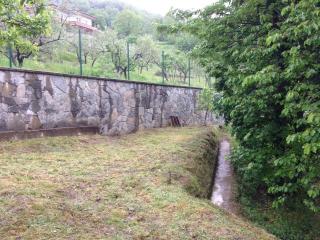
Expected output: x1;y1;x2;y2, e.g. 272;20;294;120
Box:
0;68;219;135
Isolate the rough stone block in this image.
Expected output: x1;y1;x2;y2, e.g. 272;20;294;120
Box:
29;115;42;130
1;82;17;97
7;113;26;131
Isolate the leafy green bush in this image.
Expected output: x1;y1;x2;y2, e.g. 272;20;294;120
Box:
174;0;320;213
239;194;320;240
166;0;319;238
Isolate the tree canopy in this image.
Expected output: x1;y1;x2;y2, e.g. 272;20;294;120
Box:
114;9;143;37
0;0;49;55
165;0;320;212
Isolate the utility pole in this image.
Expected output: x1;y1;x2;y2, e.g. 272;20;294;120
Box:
7;45;13;68
162;51;165;84
127;41;130;80
188;58;191;87
78;29;83;76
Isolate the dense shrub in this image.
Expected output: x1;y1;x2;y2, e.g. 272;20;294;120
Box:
164;0;320;238
172;0;320;213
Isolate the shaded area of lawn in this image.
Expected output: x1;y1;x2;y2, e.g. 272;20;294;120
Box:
0;127;274;239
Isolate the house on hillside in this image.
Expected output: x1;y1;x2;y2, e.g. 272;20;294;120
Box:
50;4;98;33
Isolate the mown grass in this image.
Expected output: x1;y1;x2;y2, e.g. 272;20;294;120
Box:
0;127;274;239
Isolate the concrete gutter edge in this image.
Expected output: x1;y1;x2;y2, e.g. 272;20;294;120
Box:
0;127;99;142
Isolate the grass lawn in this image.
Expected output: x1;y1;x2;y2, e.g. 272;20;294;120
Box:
0;127;274;239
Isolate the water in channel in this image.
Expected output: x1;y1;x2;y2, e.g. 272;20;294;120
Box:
211;140;237;213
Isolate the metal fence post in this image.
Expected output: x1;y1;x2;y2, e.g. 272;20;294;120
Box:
162;51;165;84
78;29;83;76
188;58;191;87
7;45;13;68
127;41;130;80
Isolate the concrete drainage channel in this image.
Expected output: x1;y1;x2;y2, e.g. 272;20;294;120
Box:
211;140;238;214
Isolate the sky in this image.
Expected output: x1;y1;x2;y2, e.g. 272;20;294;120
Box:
120;0;215;16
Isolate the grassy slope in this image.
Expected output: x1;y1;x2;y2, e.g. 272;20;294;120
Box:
0;127;275;239
0;57;207;88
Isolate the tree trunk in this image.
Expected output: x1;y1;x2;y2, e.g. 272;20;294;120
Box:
18;59;23;67
164;71;169;81
84;54;88;64
92;57;98;67
183;72;187;83
17;55;24;67
123;67;127;79
204;109;208;126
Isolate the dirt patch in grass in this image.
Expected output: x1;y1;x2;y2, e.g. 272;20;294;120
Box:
0;127;275;240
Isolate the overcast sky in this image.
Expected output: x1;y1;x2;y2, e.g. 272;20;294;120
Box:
120;0;215;15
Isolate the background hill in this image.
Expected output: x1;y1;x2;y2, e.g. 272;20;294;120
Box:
0;0;209;88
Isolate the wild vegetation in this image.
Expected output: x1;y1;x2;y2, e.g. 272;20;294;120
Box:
0;0;210;88
0;128;275;239
162;0;320;239
0;0;49;65
1;0;319;239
